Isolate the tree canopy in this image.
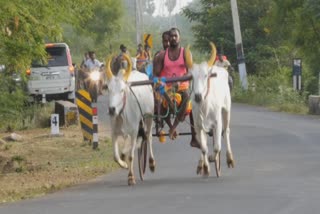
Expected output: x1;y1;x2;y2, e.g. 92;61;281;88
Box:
0;0;123;72
183;0;320;93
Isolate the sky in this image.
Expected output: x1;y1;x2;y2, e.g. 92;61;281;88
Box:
153;0;193;17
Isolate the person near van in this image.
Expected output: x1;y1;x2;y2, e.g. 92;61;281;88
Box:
84;51;103;70
77;52;89;89
84;51;104;94
80;52;89;69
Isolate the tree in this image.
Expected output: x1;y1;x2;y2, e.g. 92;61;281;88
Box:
77;0;124;55
264;0;320;93
0;0;124;72
143;0;156;16
183;0;272;74
0;0;98;72
166;0;177;14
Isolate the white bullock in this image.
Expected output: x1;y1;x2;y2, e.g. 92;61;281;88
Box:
186;43;235;176
105;54;155;185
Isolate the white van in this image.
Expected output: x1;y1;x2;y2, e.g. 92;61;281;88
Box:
27;43;75;103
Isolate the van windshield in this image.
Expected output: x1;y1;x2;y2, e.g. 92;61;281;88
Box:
32;46;68;67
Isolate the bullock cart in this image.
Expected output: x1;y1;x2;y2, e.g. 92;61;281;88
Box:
129;72;220;180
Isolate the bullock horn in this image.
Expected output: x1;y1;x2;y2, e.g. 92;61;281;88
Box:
185;45;193;69
122;53;132;81
106;56;114;80
207;42;217;67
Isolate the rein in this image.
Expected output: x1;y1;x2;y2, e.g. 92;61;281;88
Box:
129;86;144;118
205;75;211;100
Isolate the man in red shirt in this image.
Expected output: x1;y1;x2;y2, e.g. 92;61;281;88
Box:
153;28;200;148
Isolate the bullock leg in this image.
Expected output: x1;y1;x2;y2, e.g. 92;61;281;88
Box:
145;117;156;172
195;128;210;176
128;136;137;186
194;126;203;175
189;111;200;149
222;108;235;168
200;129;210;177
113;134;128;169
213;112;222;162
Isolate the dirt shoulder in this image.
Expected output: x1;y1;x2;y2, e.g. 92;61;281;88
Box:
0;125;117;204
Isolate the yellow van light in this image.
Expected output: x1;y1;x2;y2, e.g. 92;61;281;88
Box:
45;43;55;47
69;66;74;73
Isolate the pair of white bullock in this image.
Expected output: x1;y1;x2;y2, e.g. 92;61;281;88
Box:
104;43;234;185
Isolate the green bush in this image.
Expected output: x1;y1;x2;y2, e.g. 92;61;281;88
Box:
0;74;54;131
232;68;308;114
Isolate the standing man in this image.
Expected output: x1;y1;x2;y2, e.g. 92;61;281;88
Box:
84;51;104;94
153;27;200;148
84;51;103;70
215;53;234;90
118;44;130;69
136;43;148;72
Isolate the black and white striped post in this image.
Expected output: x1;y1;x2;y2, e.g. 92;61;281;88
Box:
91;102;99;149
76;89;99;150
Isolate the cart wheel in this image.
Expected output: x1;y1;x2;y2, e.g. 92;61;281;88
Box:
138;139;147;181
215;151;221;177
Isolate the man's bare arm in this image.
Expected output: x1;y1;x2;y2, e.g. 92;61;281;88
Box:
153;52;165;77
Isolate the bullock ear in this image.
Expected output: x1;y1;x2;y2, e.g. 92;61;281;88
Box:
185;45;193;69
105;56;114;80
207;42;217;67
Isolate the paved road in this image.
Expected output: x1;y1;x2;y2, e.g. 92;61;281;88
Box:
1;101;320;214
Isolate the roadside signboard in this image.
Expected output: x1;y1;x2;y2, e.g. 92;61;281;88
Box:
51;114;59;135
293;58;302;91
143;33;152;48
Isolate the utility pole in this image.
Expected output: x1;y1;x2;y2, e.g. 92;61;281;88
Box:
135;0;144;45
230;0;248;90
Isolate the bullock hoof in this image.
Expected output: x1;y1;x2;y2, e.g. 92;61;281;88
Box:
120;162;128;169
128;175;136;186
203;164;210;177
208;154;215;163
226;152;235;168
196;165;203;175
227;160;235;168
114;158;128;169
190;138;200;149
149;158;156;173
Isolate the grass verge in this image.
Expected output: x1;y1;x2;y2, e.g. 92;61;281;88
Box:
0;125;118;204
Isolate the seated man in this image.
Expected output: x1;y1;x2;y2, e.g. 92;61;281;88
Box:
153;28;200;148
